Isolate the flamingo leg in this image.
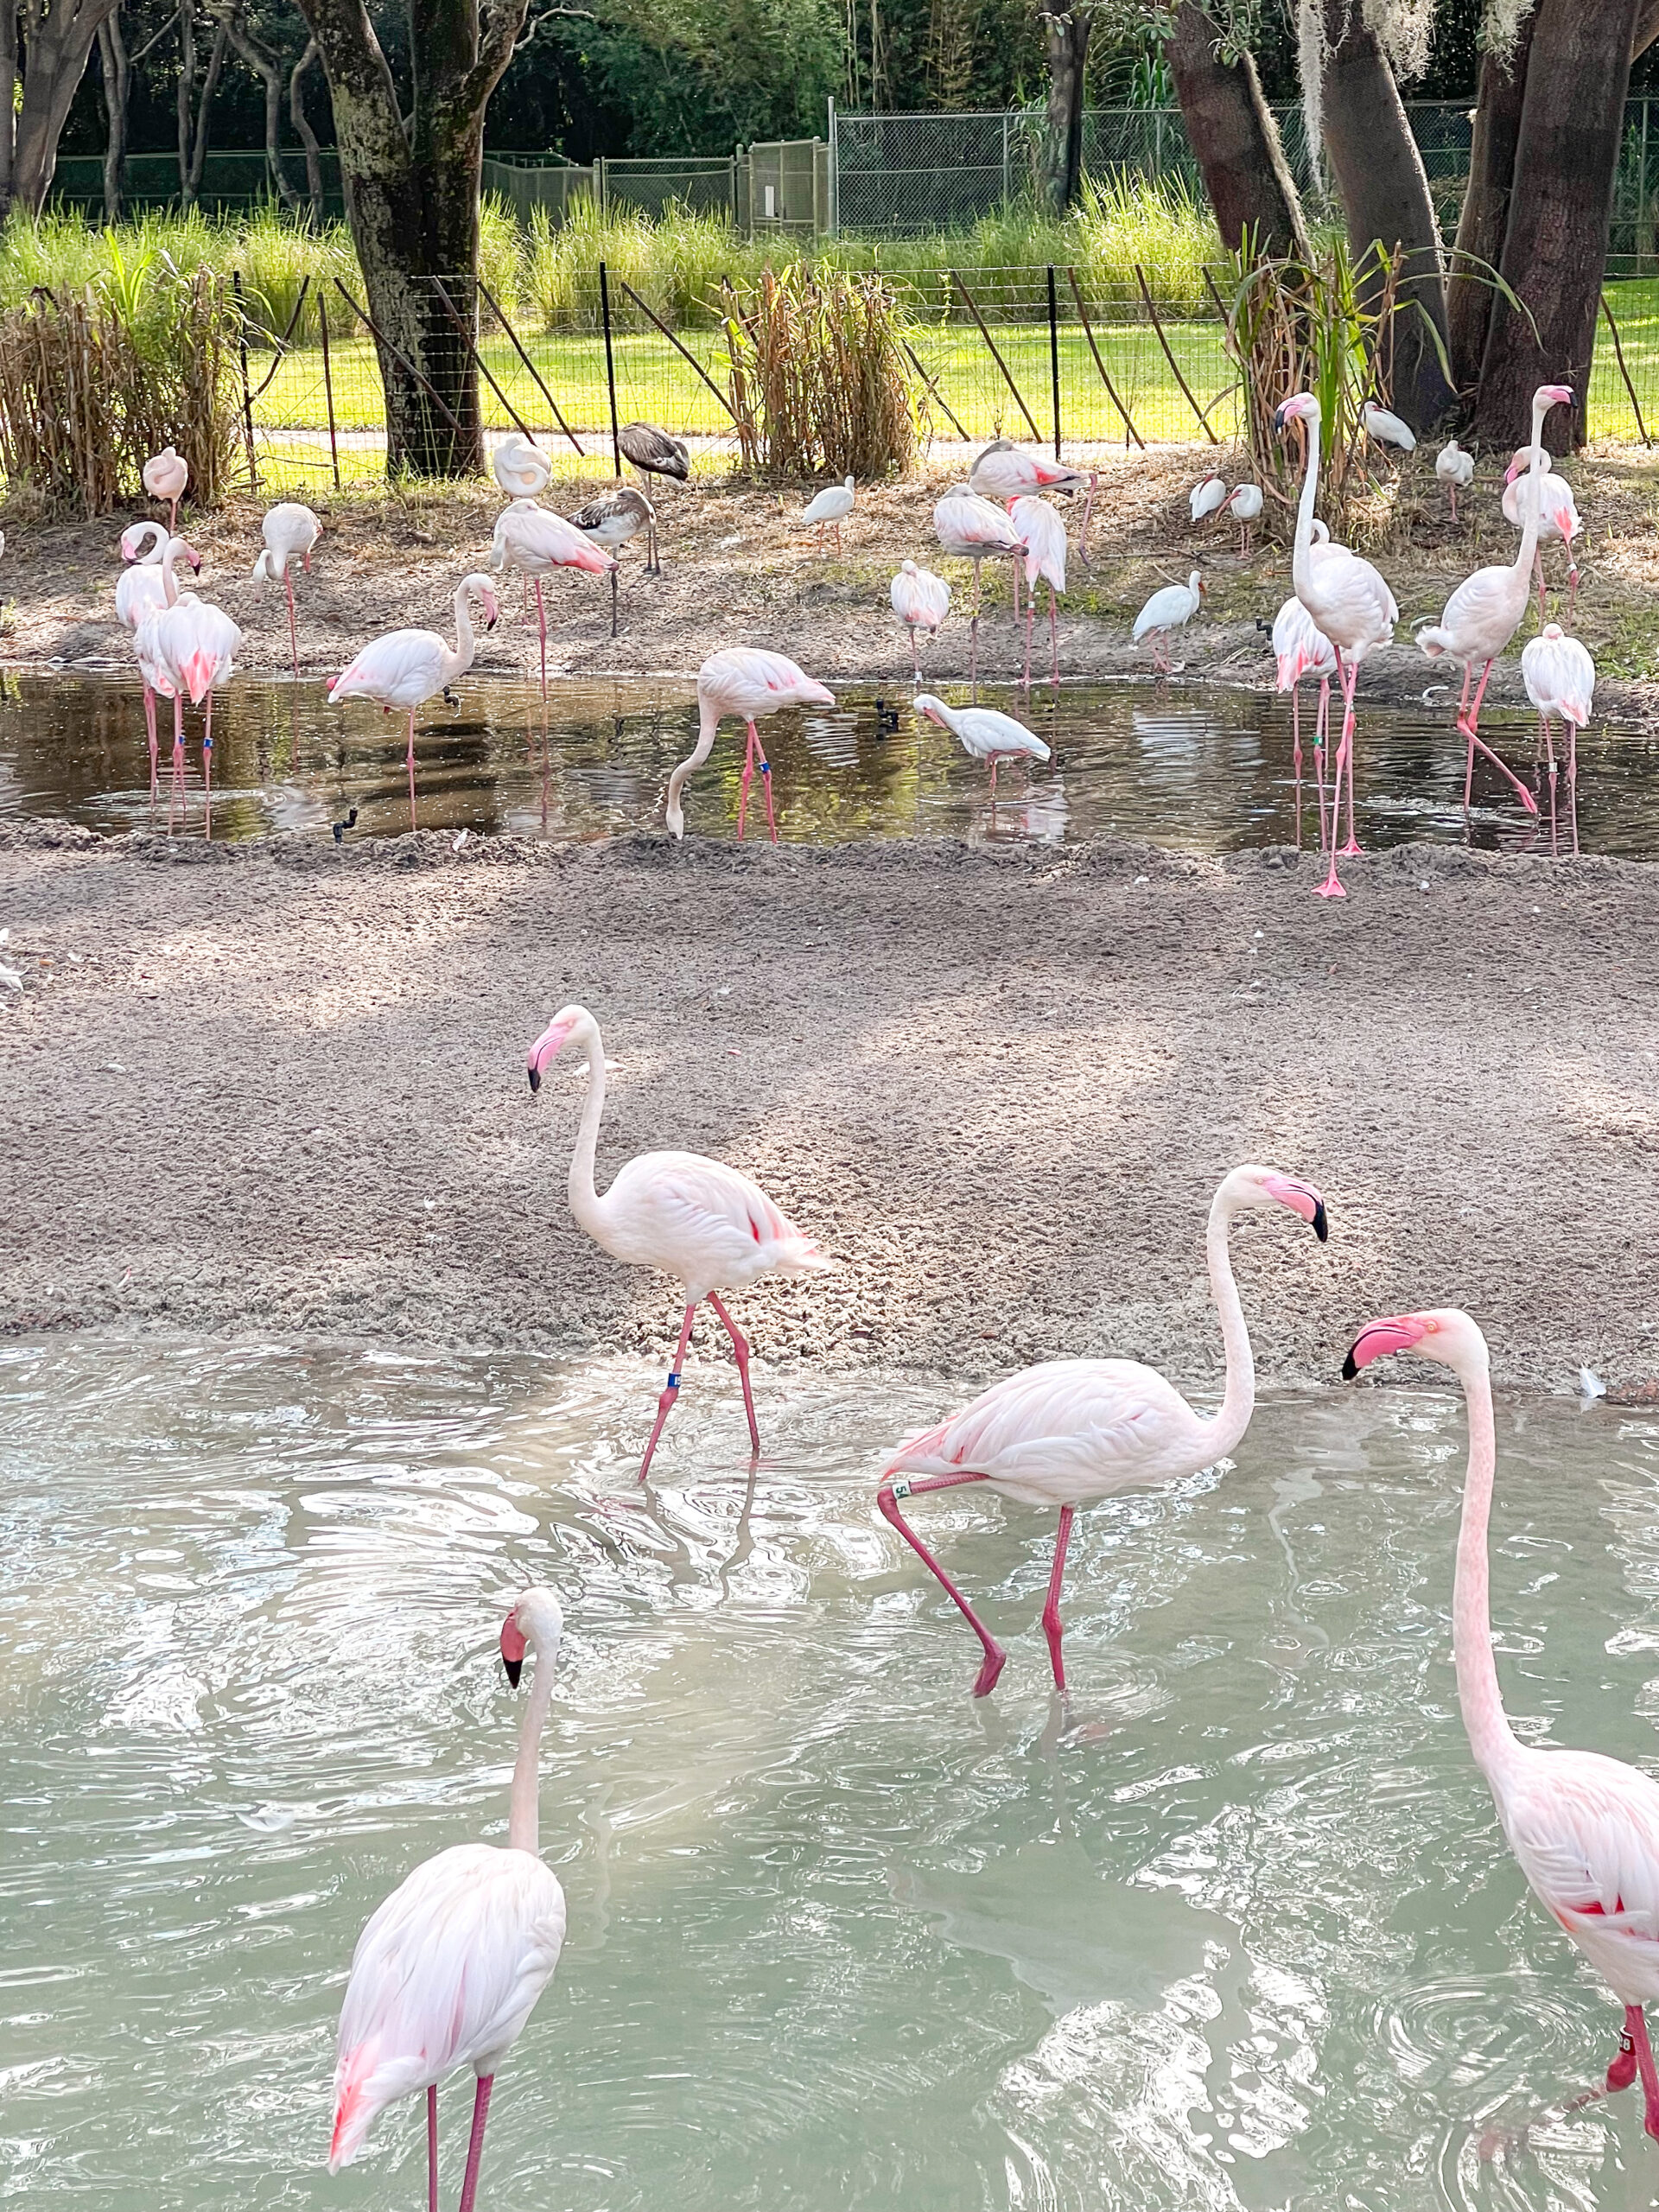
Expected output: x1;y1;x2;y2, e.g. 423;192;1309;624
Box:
639;1303;698;1483
988;755;999;803
737;722;754;842
1315;658;1357;898
1608;2012;1640;2092
1341;703;1361;855
910;626;919;681
751;723;778;842
1534;547;1548;623
1449;485;1458;523
1314;677;1331;857
1048;586;1058;689
535;580;548;702
877;1471;1007;1696
1543;714;1558;857
284;573;299;678
969;562;981;702
609;565;619;639
1041;1505;1076;1694
1567;721;1580;855
202;694;213;840
428;2084;439;2212
455;2073;495;2212
406;706;417;830
707;1292;760;1455
1630;2006;1659;2139
1021;584;1034;689
144;684;158;805
168;692;184;834
1461;661;1539;816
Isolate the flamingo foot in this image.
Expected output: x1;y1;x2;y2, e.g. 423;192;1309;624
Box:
1338;836;1362;858
1314;861;1347;899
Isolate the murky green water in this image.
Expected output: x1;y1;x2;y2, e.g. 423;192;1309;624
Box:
6;1338;1659;2208
0;669;1648;855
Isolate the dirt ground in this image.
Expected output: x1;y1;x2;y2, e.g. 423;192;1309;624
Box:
3;817;1657;1407
6;440;1659;715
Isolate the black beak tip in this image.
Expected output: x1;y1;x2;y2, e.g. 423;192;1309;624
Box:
502;1656;523;1688
1341;1348;1360;1382
1313;1201;1329;1243
527;1065;540;1094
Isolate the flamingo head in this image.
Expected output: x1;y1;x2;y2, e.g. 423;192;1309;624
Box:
477;582;499;632
499;1585;563;1688
1273;391;1320;435
526;1002;595;1092
1343;1307;1488;1380
1224;1165;1328;1240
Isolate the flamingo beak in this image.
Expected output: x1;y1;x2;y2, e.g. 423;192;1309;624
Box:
500;1614;527;1688
1342;1314;1429;1379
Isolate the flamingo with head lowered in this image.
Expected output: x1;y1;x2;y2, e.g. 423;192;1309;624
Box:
330;574;499;830
137;588;242;836
1522;623;1596;856
969;440;1096;563
666;647;835;842
251;502;321;677
891;561;950;680
117;527;198;804
879;1166;1328;1698
526;1004;830;1480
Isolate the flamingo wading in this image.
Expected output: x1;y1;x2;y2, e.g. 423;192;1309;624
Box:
117;528;198;804
329;574;499;830
1522;622;1596;856
251;501;321;677
880;1166;1328;1697
137;589;242;836
526;1004;830;1479
932;486;1026;696
666;647;835;842
890;560;950;679
1272;593;1338;852
1008;494;1067;689
329;1587;568;2208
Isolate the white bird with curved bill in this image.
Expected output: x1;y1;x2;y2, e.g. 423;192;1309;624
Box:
1009;494;1067;688
1133;570;1204;673
329;574;499;830
1503;446;1582;613
526;1004;830;1478
143;443;188;535
1189;468;1228;524
912;691;1049;798
1224;481;1263;552
118;528;199;802
1522;622;1595;855
251;501;321;677
803;474;855;553
667;646;835;842
329;1587;568;2210
880;1166;1328;1697
1363;400;1415;454
1436;437;1474;519
890;560;950;680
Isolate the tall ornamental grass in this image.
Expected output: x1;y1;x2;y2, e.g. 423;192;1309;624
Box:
726;265;917;480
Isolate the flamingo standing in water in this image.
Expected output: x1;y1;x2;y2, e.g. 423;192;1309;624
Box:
490;504;615;701
117;528;198;803
912;692;1049;799
880;1166;1328;1698
1274;391;1399;897
1415;383;1570;820
251;502;321;677
1272;593;1338;852
1344;1308;1659;2141
143;445;188;536
330;574;499;830
329;1587;568;2208
138;590;242;835
1522;623;1596;855
1009;495;1067;689
969;440;1097;562
665;647;835;842
526;1005;830;1478
890;561;950;680
933;486;1026;696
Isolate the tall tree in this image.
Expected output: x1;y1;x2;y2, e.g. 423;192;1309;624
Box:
1445;6;1536;395
1166;1;1307;257
1037;0;1092;210
292;0;531;474
1;0;124;212
97;3;130;219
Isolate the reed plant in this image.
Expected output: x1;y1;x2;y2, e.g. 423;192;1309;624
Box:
725;264;916;479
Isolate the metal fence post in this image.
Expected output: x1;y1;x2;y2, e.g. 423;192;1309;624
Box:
827;97;838;238
1046;264;1061;458
317;289;341;488
1002;112;1010;206
232;270;258;495
598;261;622;478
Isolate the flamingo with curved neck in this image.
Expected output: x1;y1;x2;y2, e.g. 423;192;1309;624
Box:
879;1165;1329;1699
1347;1307;1659;2140
666;648;836;842
329;574;499;830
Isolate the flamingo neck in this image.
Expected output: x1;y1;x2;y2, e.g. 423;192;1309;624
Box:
507;1636;558;1853
1452;1352;1522;1783
566;1017;608;1242
1291;409;1322;604
1202;1188;1255;1462
446;584;480;685
1511;395;1550;591
667;696;721;825
160;542;185;607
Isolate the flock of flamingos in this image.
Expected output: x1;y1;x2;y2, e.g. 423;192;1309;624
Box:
111;385;1593;885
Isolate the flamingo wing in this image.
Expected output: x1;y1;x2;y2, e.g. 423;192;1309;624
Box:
604;1149;828;1287
330;629;449;709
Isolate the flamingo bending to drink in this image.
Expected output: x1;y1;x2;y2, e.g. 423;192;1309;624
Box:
490;503;615;700
251;502;321;677
137;591;242;835
880;1166;1328;1698
666;648;835;842
969;440;1097;561
329;575;499;830
329;1587;568;2208
1522;623;1596;855
890;561;950;679
1344;1308;1659;2141
933;486;1026;696
526;1005;830;1479
1009;495;1067;689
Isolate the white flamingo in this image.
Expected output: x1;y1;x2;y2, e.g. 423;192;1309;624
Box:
138;592;243;835
1522;622;1596;855
329;574;499;830
1503;446;1583;614
933;486;1027;695
251;501;321;677
526;1006;830;1477
969;440;1096;560
1133;570;1205;673
912;692;1049;799
492;431;552;501
143;444;188;535
1008;495;1068;689
490;504;615;700
666;648;835;842
890;561;950;680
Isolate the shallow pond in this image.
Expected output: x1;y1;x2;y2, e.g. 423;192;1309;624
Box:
6;1337;1659;2209
0;669;1648;856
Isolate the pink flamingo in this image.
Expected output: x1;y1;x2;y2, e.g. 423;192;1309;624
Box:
1275;391;1399;897
329;1587;568;2208
1008;494;1067;689
933;486;1027;696
1272;593;1337;852
143;444;188;537
890;561;950;680
1522;622;1596;856
526;1004;830;1479
1345;1307;1659;2141
137;591;242;836
117;527;198;804
1415;384;1570;821
490;502;614;701
329;575;499;830
251;501;321;677
969;440;1096;562
879;1166;1327;1698
1503;445;1582;614
665;647;835;843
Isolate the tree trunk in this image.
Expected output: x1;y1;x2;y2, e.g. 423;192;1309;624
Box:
1038;0;1090;213
289;36;325;220
98;6;129;221
176;0;194;200
1166;1;1308;259
1636;0;1659;57
1446;10;1536;397
182;11;231;205
223;10;301;210
1318;0;1455;432
11;0;124;212
1475;0;1643;454
0;1;19;213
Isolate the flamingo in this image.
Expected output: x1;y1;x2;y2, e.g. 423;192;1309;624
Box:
1363;400;1416;455
1415;383;1570;821
1224;482;1262;554
526;1005;830;1478
143;444;188;536
1274;391;1399;898
912;692;1049;799
880;1166;1328;1698
932;486;1026;696
138;591;243;836
1272;594;1338;852
117;529;198;803
1437;437;1474;521
1189;468;1228;524
890;560;950;680
803;475;855;554
570;486;655;633
492;431;552;501
251;501;321;677
1503;446;1583;614
969;440;1096;562
490;504;615;700
1009;495;1066;689
329;574;499;830
328;1586;568;2207
1522;623;1596;856
1344;1306;1659;2142
1132;570;1204;673
666;647;835;842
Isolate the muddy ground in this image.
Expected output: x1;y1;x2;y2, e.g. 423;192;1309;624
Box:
3;817;1656;1409
4;441;1657;717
